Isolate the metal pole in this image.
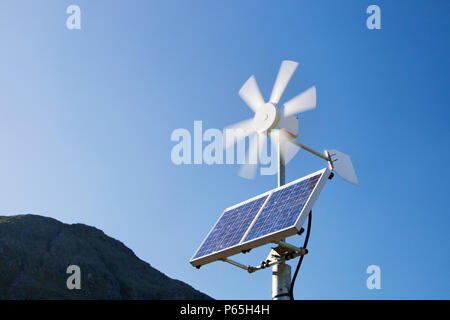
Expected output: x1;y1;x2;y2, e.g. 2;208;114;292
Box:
277;135;285;187
272;131;291;300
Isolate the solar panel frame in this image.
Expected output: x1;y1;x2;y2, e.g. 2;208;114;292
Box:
190;168;330;268
190;191;271;267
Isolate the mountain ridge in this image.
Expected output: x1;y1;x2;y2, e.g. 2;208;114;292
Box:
0;214;211;300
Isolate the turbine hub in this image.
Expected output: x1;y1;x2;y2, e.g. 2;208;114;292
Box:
252;103;280;133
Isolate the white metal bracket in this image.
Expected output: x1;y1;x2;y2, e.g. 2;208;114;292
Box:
220;240;307;274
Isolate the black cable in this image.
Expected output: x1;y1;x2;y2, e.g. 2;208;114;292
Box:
288;210;312;300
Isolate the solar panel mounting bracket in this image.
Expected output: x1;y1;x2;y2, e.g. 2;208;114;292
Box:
272;240;307;255
220;240;308;274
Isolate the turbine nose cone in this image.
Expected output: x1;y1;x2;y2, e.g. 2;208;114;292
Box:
252;103;279;133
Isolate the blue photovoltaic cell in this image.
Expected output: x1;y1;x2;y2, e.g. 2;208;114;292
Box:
243;173;321;242
193;195;268;259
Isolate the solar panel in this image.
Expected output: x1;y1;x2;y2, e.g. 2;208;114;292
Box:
190;168;330;267
243;174;321;243
191;193;269;264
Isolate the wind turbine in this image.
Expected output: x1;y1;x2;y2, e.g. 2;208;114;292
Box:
191;60;359;301
225;60;358;186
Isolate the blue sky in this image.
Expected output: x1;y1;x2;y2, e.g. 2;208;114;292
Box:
0;1;449;299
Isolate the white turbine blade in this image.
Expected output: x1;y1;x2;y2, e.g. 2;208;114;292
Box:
327;149;359;186
271;129;300;165
238;162;258;179
223;118;255;149
270;129;299;165
283;86;317;117
257;132;268;161
239;75;265;113
277;115;299;137
238;133;259;179
280;130;300;164
269;60;299;104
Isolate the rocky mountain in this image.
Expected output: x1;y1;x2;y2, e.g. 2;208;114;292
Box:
0;214;210;300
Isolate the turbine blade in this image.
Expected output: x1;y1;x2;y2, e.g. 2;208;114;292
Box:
271;129;300;165
270;60;299;104
257;132;268;161
277;115;299;137
239;75;265;112
238;133;259;179
279;130;300;164
283;86;316;117
223;118;255;149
